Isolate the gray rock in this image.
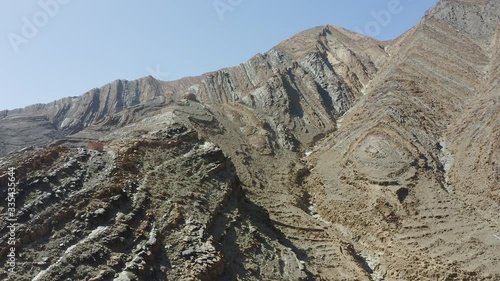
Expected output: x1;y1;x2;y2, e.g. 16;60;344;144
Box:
181;248;195;257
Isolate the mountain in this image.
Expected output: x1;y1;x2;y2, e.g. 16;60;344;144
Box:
0;0;498;280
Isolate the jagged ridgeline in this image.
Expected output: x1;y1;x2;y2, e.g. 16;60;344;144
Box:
0;0;499;280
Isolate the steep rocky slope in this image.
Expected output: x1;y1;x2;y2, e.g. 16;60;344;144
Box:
304;0;500;279
0;24;386;157
0;0;499;280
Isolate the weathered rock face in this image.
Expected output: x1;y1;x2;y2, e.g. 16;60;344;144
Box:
188;25;386;151
0;76;168;155
302;0;500;279
427;0;500;46
444;25;500;223
0;127;311;281
0;0;499;280
0;25;385;157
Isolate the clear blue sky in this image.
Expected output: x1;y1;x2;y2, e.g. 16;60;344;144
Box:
0;0;438;110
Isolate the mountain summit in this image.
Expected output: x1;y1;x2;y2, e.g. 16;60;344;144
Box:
0;0;499;280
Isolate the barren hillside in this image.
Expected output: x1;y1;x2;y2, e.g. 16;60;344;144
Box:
0;0;498;280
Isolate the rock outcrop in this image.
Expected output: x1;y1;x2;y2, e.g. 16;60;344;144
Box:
0;0;499;280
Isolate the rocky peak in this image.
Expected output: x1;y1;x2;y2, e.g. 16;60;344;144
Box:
424;0;500;46
0;1;499;280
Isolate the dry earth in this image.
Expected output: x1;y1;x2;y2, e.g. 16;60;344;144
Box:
0;0;499;280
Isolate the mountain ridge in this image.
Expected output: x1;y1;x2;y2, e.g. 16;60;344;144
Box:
0;1;499;280
0;24;386;156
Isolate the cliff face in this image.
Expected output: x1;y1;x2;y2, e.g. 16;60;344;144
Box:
303;1;500;279
0;77;168;155
0;0;499;280
0;25;385;157
427;0;500;46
